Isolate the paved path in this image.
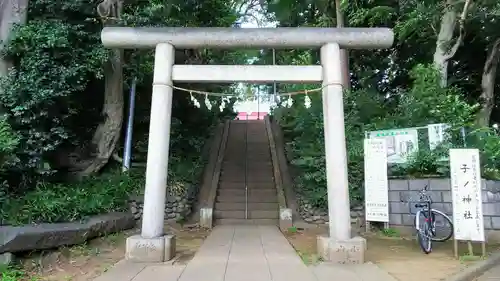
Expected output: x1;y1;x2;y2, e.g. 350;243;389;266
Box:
476;264;500;280
94;225;396;281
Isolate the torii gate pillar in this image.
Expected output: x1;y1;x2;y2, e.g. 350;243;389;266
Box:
101;27;394;264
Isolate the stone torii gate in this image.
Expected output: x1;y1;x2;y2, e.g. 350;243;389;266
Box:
101;27;394;264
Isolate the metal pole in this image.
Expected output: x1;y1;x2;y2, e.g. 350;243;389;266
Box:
122;77;137;172
245;111;248;219
272;49;277;104
460;127;467;147
257;90;260;120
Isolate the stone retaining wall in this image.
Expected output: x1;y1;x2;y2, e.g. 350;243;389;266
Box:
388;178;500;230
297;196;365;226
128;183;198;222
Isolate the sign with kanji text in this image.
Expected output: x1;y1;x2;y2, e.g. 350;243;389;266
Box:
368;128;419;164
428;123;451;150
364;138;389;222
449;149;485;242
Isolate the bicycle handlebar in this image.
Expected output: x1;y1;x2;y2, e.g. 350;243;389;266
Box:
403;185;432;203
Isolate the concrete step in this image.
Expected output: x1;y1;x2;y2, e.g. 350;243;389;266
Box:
214;218;278;225
221;168;274;178
219;175;274;182
224;148;270;152
221;172;273;178
221;164;273;168
216;194;278;203
215;202;278;211
222;158;272;162
219;182;275;189
220;165;273;170
220;172;273;177
214;210;279;219
217;188;276;198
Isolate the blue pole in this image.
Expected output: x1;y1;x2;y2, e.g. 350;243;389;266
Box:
123;77;137;172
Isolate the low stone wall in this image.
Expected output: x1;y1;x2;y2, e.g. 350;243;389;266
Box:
388;178;500;230
128;183;198;222
297;196;365;226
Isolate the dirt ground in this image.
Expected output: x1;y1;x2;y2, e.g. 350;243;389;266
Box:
284;225;497;281
10;222;497;281
15;222;210;281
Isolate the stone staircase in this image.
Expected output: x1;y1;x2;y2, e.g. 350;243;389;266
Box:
214;120;279;225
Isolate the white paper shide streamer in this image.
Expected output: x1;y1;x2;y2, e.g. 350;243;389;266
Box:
304;94;311;108
204;94;212;110
286;95;293;108
190;92;200;108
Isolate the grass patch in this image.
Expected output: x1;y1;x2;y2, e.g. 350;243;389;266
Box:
0;265;40;281
287;226;298;233
459;254;485;262
380;228;401;238
0;169;145;225
297;251;323;265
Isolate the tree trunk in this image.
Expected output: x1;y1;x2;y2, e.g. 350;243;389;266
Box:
476;38;500;127
433;0;471;87
335;0;350;90
74;0;124;177
0;0;29;76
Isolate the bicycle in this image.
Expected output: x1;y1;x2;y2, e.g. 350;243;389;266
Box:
413;185;454;254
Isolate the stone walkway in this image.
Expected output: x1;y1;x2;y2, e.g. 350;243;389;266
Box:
93;225;396;281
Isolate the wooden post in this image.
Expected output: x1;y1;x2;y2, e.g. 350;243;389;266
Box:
467;241;474;256
454;238;459;258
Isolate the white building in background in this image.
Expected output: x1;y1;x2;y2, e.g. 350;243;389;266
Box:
234;99;273;120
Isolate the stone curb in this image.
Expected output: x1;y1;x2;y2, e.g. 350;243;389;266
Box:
444;251;500;281
0;212;135;254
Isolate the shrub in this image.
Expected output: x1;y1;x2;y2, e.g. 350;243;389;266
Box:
0;169;144;225
0;125;213;225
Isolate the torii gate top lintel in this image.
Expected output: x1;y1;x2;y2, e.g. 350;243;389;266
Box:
101;27;394;49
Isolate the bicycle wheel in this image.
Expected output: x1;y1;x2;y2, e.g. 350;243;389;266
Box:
428;209;454;242
417;221;432;254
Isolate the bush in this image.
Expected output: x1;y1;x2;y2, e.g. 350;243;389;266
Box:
0;116;20;168
0;169;144;225
0;125;213;225
0;20;107;183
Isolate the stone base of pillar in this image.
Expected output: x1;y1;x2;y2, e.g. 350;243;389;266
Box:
316;235;366;264
125;234;176;263
199;207;213;229
279;208;293;231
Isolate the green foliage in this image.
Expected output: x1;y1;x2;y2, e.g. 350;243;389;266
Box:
0;265;39;281
396;65;479;127
276;64;486;210
0;117;20;168
381;227;400;237
0;115;212;225
0;18;107;181
391;147;451;178
466;127;500;179
0;169;143;225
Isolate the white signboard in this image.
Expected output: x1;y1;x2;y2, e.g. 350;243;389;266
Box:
364;138;389;222
449;149;485;242
368;128;419;164
428;123;450;150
